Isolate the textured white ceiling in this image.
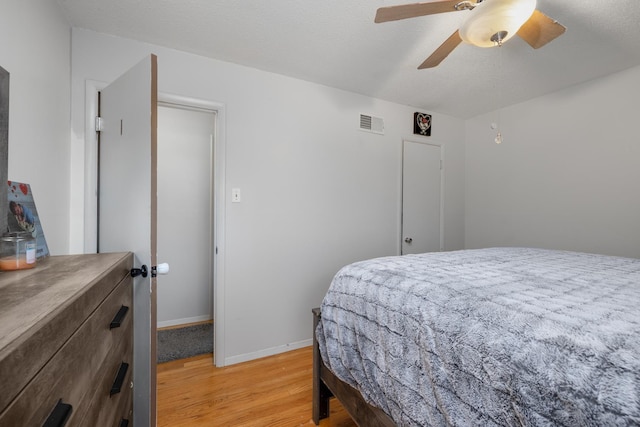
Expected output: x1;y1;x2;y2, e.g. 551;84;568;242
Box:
57;0;640;118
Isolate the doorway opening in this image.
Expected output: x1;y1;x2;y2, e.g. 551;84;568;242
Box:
156;102;215;361
154;93;227;367
83;80;226;366
86;84;227;367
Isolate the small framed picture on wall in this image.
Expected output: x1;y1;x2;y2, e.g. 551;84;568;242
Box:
414;112;431;136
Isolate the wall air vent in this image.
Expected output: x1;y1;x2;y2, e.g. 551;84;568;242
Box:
359;114;384;135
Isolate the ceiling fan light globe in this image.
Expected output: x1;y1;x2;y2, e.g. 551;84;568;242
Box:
459;0;537;47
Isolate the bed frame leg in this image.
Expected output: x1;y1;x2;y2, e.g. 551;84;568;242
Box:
312;308;331;424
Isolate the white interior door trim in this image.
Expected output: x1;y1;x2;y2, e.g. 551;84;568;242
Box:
84;88;228;367
157;92;227;368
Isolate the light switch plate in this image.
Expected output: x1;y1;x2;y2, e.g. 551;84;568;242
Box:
232;188;241;203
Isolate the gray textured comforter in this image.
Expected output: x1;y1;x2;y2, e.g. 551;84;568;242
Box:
316;247;640;426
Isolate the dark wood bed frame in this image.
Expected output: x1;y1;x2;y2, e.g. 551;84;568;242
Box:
312;308;396;426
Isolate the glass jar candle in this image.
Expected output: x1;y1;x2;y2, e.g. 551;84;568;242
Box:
0;232;37;271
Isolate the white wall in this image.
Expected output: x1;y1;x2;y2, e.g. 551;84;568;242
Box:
0;1;71;254
465;65;640;259
69;29;466;363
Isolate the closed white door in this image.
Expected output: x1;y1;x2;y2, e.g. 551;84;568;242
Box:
98;55;158;427
402;140;442;254
157;104;214;326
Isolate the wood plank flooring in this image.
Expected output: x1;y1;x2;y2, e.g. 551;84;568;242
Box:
157;346;357;427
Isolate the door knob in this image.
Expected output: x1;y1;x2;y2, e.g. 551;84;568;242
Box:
130;265;148;278
152;263;170;277
404;237;413;244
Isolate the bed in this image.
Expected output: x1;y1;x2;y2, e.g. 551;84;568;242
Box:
312;247;640;426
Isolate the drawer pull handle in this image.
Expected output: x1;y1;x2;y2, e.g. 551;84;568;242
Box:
110;305;129;329
43;399;72;427
119;419;129;427
110;362;129;396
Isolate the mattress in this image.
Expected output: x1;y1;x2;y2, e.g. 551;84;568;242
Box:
316;247;640;426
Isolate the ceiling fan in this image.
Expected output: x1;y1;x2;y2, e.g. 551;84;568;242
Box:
375;0;566;69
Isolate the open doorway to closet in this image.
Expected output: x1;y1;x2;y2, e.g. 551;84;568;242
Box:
156;101;216;361
86;81;227;367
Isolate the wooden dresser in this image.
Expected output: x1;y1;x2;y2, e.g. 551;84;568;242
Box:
0;252;134;427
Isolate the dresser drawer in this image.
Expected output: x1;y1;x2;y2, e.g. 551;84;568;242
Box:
75;321;133;427
0;272;132;426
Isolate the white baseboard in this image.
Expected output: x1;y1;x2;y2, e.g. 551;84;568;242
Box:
223;338;313;366
157;315;212;329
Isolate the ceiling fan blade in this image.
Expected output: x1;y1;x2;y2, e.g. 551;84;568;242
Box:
375;0;463;23
517;9;566;49
418;30;462;69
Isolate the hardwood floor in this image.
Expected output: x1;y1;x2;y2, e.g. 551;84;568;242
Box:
157;346;357;427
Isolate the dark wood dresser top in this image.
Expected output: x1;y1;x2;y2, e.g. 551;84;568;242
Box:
0;252;132;413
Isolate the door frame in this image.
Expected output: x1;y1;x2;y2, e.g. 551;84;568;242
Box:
400;139;445;254
85;85;228;367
